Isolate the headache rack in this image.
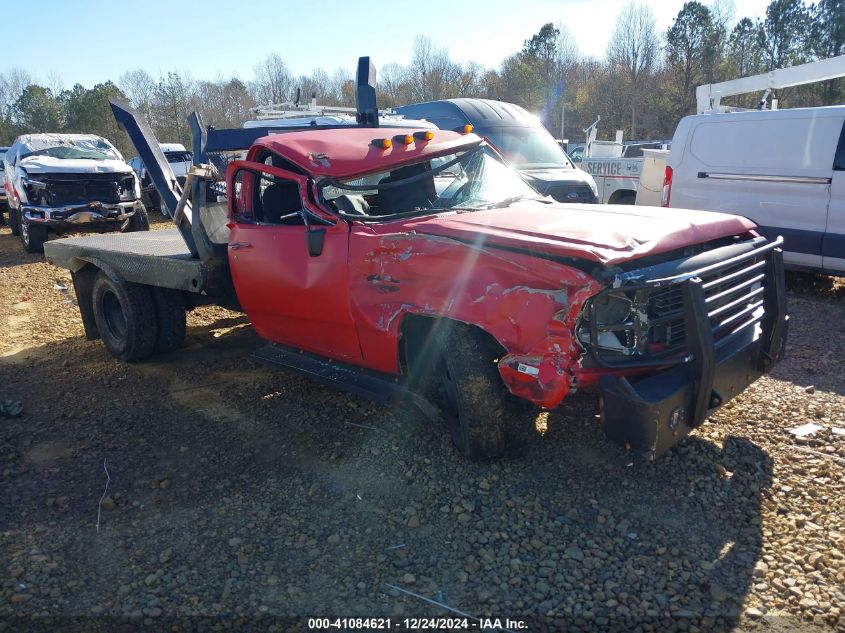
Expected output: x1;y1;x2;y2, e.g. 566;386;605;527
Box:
580;236;787;372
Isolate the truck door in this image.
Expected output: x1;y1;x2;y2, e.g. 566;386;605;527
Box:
823;119;845;275
226;162;362;362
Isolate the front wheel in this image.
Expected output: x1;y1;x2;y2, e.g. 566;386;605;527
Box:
123;205;150;232
20;218;47;253
436;323;511;460
9;208;21;236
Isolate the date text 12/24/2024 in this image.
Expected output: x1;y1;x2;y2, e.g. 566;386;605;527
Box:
308;617;528;630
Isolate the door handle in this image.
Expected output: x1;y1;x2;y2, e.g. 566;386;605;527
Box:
229;242;252;250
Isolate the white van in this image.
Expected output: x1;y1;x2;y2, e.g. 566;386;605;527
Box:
665;106;845;276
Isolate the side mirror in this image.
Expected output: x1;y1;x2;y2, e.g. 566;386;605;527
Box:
307;227;325;257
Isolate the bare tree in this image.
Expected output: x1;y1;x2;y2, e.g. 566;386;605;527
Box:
45;70;65;97
556;21;581;70
151;71;194;145
606;1;660;137
251;54;293;105
0;69;34;114
118;69;156;124
407;36;461;101
378;63;409;106
328;68;354;106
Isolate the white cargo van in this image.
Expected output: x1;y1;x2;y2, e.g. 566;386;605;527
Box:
665;106;845;276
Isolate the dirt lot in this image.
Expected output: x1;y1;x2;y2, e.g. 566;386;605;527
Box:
1;220;844;632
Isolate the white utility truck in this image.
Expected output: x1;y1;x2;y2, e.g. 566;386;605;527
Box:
573;118;666;204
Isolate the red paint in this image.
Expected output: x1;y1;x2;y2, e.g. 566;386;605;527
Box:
224;130;760;410
392;202;756;266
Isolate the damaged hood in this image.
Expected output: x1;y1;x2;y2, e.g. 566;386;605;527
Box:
394;202;757;266
19;156;133;175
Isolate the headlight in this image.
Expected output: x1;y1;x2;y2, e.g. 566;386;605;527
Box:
22;176;47;191
577;290;636;355
593;292;633;325
22;177;47;204
118;176;137;201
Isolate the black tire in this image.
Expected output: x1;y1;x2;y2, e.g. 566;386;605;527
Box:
20;218;47;253
9;209;21;236
91;271;158;362
436;322;510;460
152;287;186;354
124;205;150;232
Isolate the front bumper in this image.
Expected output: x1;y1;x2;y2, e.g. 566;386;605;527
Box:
598;240;788;459
22;201;140;233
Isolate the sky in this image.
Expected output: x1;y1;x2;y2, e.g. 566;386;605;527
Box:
4;0;773;89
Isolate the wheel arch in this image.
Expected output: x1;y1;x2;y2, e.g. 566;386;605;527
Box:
398;312;507;376
608;189;637;204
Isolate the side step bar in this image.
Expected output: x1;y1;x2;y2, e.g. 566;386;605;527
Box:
252;344;439;420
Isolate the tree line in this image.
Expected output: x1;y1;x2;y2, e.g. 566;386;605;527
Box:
0;0;842;157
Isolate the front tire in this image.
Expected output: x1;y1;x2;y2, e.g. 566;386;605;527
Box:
123;205;150;232
91;271;158;362
9;208;20;236
20;218;47;253
436;323;510;460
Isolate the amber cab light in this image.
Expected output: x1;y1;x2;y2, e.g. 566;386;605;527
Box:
372;138;392;149
414;130;434;142
460;124;473;134
394;134;414;145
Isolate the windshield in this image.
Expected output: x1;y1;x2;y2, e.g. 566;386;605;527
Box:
23;137;121;161
481;127;572;170
165;151;193;163
320;147;540;222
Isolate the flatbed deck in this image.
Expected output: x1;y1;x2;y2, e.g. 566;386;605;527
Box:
44;229;208;292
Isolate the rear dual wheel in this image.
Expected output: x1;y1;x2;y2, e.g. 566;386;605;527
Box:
91;271;185;362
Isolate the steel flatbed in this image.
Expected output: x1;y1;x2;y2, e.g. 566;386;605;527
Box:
44;229;209;293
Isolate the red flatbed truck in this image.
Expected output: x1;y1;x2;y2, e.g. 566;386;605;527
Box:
43;58;788;461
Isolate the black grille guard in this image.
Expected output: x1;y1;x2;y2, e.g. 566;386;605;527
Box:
582;237;786;372
592;237;788;459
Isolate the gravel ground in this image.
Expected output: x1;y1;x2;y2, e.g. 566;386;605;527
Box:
1;220;844;632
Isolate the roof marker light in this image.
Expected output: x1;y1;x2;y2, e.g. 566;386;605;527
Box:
393;134;414;145
414;130;435;142
456;124;473;134
372;138;392;149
